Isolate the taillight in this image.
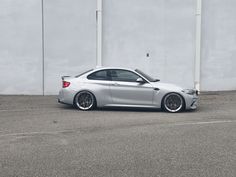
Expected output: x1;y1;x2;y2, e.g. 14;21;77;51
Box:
62;81;70;88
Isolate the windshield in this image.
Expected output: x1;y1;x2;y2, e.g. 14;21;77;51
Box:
75;69;93;78
135;69;159;82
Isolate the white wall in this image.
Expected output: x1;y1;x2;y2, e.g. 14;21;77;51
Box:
0;0;236;94
103;0;196;89
0;0;43;94
201;0;236;91
43;0;97;94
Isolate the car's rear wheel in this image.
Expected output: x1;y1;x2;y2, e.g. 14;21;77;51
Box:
162;93;184;113
74;91;96;111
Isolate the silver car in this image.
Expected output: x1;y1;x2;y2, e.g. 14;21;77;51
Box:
58;67;198;113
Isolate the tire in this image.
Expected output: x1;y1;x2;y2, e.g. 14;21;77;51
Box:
74;91;96;111
162;93;184;113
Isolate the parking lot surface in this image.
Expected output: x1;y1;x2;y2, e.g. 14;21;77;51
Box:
0;92;236;177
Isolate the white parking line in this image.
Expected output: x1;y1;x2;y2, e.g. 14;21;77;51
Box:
173;120;236;126
0;130;73;138
0;120;235;138
0;109;37;112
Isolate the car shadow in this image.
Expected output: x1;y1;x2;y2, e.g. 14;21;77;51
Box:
97;107;162;112
57;104;160;112
58;104;199;113
57;104;199;114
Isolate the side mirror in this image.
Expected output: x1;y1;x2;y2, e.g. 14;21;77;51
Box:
136;78;145;83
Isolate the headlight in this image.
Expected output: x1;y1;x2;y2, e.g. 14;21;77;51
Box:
182;89;197;95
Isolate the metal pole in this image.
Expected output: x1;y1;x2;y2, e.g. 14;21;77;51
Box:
194;0;202;91
96;0;103;67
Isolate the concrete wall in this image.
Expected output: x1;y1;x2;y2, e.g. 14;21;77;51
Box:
0;0;43;94
201;0;236;91
44;0;97;94
0;0;97;95
103;0;196;88
0;0;236;94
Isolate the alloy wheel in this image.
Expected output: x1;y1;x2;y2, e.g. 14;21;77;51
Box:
75;91;94;110
164;93;183;113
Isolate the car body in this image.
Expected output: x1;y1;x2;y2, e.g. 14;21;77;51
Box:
58;67;198;113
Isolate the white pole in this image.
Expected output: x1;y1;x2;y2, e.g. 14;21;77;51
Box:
96;0;103;67
194;0;202;91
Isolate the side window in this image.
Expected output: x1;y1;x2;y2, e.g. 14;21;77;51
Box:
87;70;109;80
110;70;140;82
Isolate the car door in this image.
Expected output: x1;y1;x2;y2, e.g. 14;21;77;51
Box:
86;69;112;106
108;69;154;106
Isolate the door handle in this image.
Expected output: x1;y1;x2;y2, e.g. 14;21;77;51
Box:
113;82;120;86
154;88;160;91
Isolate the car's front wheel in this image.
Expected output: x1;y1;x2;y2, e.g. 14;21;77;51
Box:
162;93;184;113
74;91;96;111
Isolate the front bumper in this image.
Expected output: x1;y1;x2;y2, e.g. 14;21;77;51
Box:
190;97;198;109
184;94;199;110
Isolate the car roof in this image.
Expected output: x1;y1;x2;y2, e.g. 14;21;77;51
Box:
93;66;136;72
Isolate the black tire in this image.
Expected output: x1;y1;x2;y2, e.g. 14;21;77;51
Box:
74;91;96;111
162;93;184;113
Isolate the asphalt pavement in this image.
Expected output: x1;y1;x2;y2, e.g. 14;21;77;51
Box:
0;92;236;177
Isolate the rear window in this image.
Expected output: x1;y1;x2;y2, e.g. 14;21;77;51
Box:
87;70;110;80
75;69;93;78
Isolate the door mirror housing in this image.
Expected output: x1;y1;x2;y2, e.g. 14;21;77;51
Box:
136;78;145;83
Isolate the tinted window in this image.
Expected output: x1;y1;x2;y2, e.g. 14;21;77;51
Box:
109;70;140;82
87;70;109;80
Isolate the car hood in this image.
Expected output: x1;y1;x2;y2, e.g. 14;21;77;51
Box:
151;82;183;92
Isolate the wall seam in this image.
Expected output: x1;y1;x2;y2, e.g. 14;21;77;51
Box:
41;0;45;95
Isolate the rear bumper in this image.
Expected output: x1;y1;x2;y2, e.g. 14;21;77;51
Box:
58;98;71;105
58;88;76;105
